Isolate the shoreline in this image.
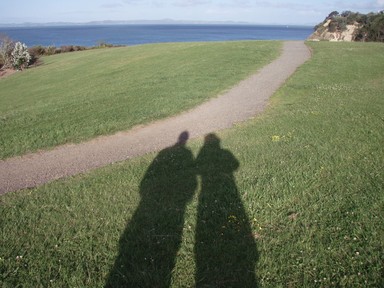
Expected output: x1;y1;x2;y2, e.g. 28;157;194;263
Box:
0;24;313;47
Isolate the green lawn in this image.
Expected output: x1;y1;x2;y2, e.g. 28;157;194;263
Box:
0;41;280;159
1;42;383;287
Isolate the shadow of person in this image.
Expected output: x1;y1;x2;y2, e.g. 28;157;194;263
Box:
105;131;197;287
195;133;258;287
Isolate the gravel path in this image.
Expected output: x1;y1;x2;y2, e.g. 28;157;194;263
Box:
0;41;311;195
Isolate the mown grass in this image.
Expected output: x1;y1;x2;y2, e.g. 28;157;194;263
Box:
0;41;280;159
1;42;383;287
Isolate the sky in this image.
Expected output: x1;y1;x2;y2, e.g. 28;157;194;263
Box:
2;0;384;26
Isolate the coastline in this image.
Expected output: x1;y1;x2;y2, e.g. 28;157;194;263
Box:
0;24;313;47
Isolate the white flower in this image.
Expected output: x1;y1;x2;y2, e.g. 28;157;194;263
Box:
11;42;31;70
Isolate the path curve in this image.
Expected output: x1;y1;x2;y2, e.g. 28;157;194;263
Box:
0;41;311;194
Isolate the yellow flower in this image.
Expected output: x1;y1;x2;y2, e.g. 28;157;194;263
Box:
272;135;280;142
228;215;237;222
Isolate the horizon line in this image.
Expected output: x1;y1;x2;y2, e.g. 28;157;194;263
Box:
0;19;315;28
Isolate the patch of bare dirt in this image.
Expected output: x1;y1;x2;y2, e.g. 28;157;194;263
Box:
0;69;17;79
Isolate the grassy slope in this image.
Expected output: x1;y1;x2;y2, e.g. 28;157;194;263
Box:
1;42;383;287
0;41;280;159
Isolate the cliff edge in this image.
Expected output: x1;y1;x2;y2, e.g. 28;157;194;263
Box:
308;19;360;41
308;11;384;42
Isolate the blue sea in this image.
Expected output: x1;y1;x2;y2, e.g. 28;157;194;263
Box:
0;24;313;47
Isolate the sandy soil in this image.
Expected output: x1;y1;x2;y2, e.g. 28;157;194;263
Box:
0;41;311;195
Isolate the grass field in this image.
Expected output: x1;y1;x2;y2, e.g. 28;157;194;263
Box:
1;41;383;287
0;41;280;159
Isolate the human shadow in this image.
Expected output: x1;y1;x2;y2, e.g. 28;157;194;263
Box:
105;131;197;287
195;133;258;287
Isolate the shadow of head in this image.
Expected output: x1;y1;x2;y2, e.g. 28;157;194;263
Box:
204;133;221;147
177;131;189;146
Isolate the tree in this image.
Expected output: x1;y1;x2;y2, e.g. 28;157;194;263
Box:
355;13;384;42
11;42;31;70
369;14;384;41
341;10;352;18
327;11;339;19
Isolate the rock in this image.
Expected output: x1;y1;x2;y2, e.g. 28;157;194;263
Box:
323;19;331;28
308;23;360;42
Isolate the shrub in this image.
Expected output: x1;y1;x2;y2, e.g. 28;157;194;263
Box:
28;45;45;57
0;34;15;69
61;45;74;53
11;42;31;70
328;21;339;33
28;45;46;65
97;41;114;48
335;16;347;30
50;45;87;54
74;45;87;51
45;46;57;56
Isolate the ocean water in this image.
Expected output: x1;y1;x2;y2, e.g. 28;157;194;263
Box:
0;24;313;47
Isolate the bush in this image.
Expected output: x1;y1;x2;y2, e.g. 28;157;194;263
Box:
61;45;75;53
12;42;31;70
28;45;45;57
328;21;339;33
28;46;45;66
44;46;57;56
62;45;86;52
0;34;15;69
97;41;114;48
335;16;347;30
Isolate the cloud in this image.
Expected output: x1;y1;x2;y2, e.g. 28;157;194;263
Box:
217;0;317;12
122;0;145;4
101;3;124;9
173;0;210;7
331;0;384;11
242;0;383;12
119;0;165;6
100;0;384;14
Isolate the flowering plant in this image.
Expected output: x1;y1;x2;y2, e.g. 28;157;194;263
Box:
12;42;31;70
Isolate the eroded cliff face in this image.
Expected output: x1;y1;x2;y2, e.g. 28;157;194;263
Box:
308;19;361;41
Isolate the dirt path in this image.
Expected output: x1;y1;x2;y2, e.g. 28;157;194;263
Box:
0;41;311;195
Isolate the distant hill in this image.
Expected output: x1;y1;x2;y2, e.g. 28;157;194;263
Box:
0;19;249;28
308;11;384;42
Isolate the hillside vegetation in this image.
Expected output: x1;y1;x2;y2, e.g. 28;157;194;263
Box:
309;10;384;41
1;42;383;287
0;41;280;159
